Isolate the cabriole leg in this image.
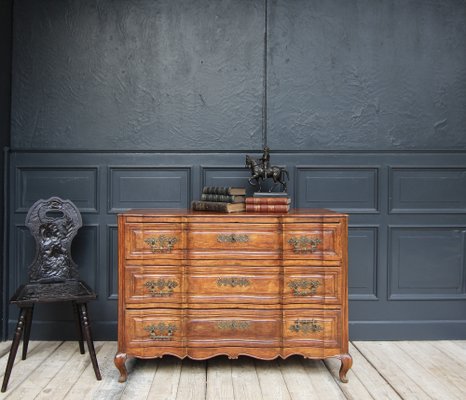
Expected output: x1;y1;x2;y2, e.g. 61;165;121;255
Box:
114;352;128;383
339;353;353;383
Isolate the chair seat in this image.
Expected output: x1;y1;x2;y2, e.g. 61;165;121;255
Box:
10;280;97;304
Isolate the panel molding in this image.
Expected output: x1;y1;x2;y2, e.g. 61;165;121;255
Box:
348;225;379;301
107;224;118;300
15;166;99;213
350;320;466;340
108;166;193;213
389;166;466;214
294;165;379;213
72;224;100;291
388;225;466;300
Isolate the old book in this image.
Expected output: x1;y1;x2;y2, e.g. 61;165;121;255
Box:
245;203;290;213
245;197;290;205
201;194;245;203
253;192;289;198
202;186;246;196
192;201;246;213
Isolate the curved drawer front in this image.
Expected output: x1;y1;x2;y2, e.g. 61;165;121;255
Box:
124;223;183;261
187;223;280;258
283;309;341;348
125;309;184;348
125;266;182;305
283;223;343;261
187;266;280;305
187;309;281;347
283;267;342;305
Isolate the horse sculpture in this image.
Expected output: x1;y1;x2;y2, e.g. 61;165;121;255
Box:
245;153;289;192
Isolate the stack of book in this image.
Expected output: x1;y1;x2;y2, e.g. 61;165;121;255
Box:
245;192;291;213
191;186;246;212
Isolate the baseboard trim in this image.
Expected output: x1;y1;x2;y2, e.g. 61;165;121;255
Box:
350;320;466;340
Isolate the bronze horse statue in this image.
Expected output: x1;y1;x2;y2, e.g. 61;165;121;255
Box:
245;154;289;192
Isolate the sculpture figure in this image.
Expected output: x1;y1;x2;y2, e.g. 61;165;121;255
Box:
245;147;289;192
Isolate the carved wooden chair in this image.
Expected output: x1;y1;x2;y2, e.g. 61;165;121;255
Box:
1;197;101;392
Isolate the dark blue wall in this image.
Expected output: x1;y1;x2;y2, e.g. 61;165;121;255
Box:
4;0;466;340
11;0;466;151
0;0;13;340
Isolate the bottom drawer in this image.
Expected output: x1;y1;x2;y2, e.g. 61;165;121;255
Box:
283;309;342;349
125;309;184;348
123;308;342;355
187;309;281;348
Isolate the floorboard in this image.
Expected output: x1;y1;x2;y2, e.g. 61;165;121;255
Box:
0;341;464;399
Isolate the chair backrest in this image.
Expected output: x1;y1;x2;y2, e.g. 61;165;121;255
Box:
25;197;82;283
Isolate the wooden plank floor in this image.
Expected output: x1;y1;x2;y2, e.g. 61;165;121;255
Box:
0;340;465;399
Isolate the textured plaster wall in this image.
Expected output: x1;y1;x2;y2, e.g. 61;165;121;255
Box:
267;0;466;150
11;0;466;151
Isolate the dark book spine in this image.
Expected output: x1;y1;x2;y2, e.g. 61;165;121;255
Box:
201;194;240;203
192;201;229;212
202;186;230;195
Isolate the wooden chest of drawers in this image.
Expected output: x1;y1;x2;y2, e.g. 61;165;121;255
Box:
115;209;352;383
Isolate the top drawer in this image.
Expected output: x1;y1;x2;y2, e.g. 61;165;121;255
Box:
187;223;281;259
283;222;344;261
124;223;184;261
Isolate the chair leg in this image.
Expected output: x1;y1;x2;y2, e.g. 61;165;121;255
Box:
77;302;102;380
1;307;28;392
22;305;34;360
72;301;85;354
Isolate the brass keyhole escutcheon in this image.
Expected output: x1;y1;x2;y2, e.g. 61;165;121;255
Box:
288;279;321;296
289;319;323;334
144;279;178;297
144;235;177;253
144;322;177;341
217;234;249;243
288;236;322;253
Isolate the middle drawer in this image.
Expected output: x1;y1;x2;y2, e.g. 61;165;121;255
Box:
187;223;281;259
187;266;281;306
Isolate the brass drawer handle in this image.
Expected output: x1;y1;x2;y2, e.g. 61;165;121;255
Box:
144;322;177;341
144;279;178;297
217;277;251;287
288;237;322;253
217;321;250;330
288;279;321;296
144;235;177;253
217;234;249;243
289;319;323;334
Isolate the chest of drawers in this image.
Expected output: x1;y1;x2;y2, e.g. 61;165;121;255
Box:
114;209;352;383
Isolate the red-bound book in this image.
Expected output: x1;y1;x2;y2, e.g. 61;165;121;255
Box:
245;197;291;205
245;203;290;213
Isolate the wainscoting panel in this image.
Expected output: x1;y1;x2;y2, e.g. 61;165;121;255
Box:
12;225;34;288
15;166;99;213
5;151;466;340
295;166;379;213
108;166;192;212
107;225;119;301
389;167;466;214
348;226;378;301
389;226;466;300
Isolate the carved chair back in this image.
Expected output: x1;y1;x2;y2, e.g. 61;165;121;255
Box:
25;197;82;283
